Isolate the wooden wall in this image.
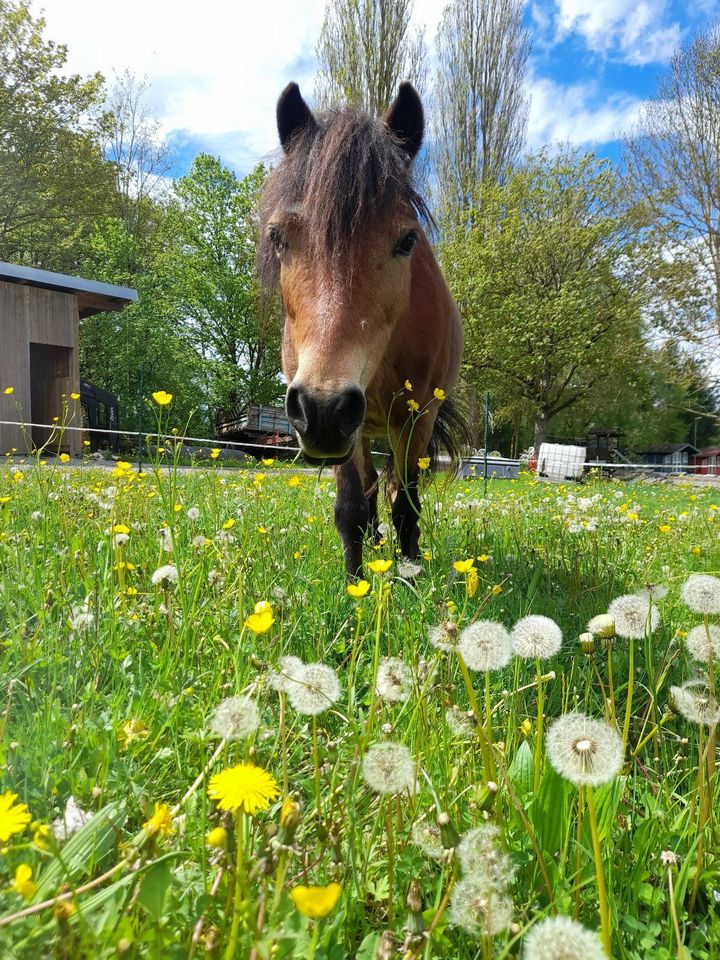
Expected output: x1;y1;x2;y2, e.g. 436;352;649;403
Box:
0;281;81;457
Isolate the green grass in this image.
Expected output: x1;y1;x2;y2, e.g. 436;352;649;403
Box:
0;455;718;958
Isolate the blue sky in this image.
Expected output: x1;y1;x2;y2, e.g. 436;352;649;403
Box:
37;0;720;177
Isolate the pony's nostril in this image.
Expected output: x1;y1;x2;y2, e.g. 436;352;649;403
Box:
286;384;310;433
333;387;366;439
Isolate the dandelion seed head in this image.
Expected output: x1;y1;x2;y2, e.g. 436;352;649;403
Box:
428;620;460;651
511;615;562;660
187;507;200;521
607;594;659;640
456;825;515;887
635;583;668;601
684;624;720;664
361;741;415;794
546;712;623;787
458;621;512;672
670;681;720;726
523;915;605;960
448;879;513;937
397;560;422;579
681;573;720;614
210;695;260;741
376;657;413;703
445;705;476;736
587;614;614;638
151;564;178;587
51;797;92;842
287;663;341;715
267;656;304;693
411;821;451;861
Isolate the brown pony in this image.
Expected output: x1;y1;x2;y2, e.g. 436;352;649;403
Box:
260;81;464;576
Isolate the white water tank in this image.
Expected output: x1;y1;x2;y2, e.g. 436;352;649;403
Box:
537;443;586;481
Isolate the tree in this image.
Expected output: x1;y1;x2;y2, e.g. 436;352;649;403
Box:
0;0;113;270
433;0;530;222
315;0;426;114
444;148;651;450
625;23;720;341
169;157;282;416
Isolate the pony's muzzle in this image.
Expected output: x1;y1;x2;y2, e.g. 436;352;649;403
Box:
286;383;366;461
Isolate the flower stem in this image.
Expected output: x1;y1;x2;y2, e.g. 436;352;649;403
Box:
312;715;322;820
224;812;247;960
622;636;634;752
586;787;612;958
534;660;544;792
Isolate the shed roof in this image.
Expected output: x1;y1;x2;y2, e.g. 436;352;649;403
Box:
0;261;137;318
639;443;699;455
699;447;720;458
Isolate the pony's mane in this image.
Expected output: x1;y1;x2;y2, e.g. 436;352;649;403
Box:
258;107;430;287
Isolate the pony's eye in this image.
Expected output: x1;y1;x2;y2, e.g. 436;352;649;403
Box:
393;230;418;257
268;225;287;255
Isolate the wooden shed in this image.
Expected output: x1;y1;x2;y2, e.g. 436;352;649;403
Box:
0;262;136;457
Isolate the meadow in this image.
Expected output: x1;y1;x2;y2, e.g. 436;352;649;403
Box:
0;444;719;959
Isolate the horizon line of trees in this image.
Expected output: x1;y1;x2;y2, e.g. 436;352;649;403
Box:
0;0;718;453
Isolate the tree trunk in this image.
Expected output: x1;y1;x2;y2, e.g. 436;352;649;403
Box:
533;409;549;452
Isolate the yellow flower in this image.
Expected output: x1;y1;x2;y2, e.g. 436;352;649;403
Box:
288;475;300;488
491;584;503;596
119;718;149;748
12;864;36;900
59;453;70;463
659;524;671;533
261;458;275;466
126;586;138;596
222;518;236;530
208;763;279;815
691;546;702;555
347;579;370;598
70;392;80;401
152;391;172;406
467;569;479;597
0;792;31;842
245;600;275;634
210;448;221;459
3;387;14;395
206;826;227;848
368;559;392;574
32;823;51;850
453;559;476;574
144;802;174;836
290;882;342;919
477;554;490;562
404;379;413;391
520;719;533;737
417;456;431;470
433;387;446;401
407;399;420;412
112;524;130;535
0;496;10;504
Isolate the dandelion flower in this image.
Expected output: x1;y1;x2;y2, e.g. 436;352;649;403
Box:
151;564;178;587
144;802;174;836
428;620;460;652
587;614;614;638
210;695;260;740
12;864;36;900
456;825;514;887
208;763;279;815
287;663;341;715
290;882;342;918
681;573;720;614
0;791;31;841
376;657;413;703
607;594;659;640
670;682;720;726
267;656;304;693
458;621;512;672
362;741;415;794
511;615;562;660
684;624;720;664
523;915;605;960
206;826;227;848
448;879;513;937
546;712;623;787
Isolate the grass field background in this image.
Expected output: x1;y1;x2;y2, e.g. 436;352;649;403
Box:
0;452;718;958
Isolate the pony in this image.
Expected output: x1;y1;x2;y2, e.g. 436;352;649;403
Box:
259;81;464;576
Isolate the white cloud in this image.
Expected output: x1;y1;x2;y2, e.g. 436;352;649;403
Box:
528;74;643;146
552;0;682;65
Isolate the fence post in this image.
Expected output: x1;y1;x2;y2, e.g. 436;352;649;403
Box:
483;392;490;497
136;362;145;474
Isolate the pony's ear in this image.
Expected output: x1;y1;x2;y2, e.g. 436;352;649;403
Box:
384;82;424;159
276;82;316;152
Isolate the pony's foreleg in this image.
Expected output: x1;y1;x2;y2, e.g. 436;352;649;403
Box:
389;420;432;561
360;438;381;544
334;453;370;577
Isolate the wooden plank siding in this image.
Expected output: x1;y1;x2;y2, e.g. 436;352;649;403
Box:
0;280;81;457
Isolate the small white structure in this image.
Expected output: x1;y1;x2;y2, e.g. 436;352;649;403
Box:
537;443;586;481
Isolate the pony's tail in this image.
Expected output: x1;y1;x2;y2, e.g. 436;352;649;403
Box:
428;396;474;468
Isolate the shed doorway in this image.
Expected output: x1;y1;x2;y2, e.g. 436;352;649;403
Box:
30;343;71;450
